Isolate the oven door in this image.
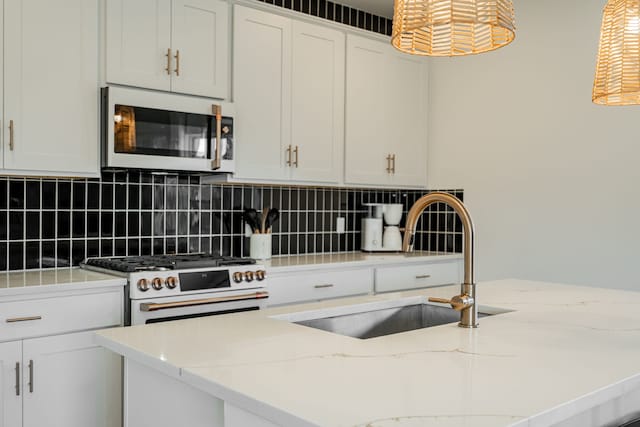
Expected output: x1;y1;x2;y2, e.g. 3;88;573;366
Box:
130;289;268;325
103;86;234;173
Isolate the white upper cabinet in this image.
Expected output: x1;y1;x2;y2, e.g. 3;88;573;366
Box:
106;0;229;99
290;21;345;184
233;6;291;181
171;0;228;98
233;6;345;184
345;34;428;188
3;0;99;176
106;0;172;92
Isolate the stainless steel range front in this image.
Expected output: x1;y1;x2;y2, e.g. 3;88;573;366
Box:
81;254;268;325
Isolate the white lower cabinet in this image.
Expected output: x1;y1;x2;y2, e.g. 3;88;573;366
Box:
375;260;461;293
0;341;21;427
0;288;124;427
267;268;373;306
22;331;122;427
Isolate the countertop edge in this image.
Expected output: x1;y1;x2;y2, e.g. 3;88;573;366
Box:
265;252;463;274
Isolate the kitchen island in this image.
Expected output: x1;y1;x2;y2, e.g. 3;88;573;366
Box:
96;279;640;427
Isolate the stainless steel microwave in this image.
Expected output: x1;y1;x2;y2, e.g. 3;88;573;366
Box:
101;87;234;173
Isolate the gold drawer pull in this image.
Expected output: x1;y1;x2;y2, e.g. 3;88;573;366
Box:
6;316;42;323
314;284;334;289
415;274;431;279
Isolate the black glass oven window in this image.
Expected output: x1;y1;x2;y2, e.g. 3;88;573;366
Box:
179;270;230;292
114;105;211;158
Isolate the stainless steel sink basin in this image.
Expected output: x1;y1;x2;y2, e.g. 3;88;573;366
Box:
274;298;511;340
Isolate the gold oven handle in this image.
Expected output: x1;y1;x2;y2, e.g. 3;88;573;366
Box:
212;104;222;170
139;291;269;312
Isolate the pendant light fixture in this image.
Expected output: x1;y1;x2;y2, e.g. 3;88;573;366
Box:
593;0;640;106
391;0;516;57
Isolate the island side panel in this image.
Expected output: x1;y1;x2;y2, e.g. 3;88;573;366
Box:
224;403;281;427
123;359;224;427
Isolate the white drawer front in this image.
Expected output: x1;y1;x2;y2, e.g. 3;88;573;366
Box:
267;269;373;306
0;290;122;342
375;261;461;293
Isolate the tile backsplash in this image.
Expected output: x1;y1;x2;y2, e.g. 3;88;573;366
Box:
1;171;462;271
253;0;393;36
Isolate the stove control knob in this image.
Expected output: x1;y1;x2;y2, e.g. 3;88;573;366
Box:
151;277;163;291
255;270;266;281
244;271;255;282
232;271;244;283
137;278;149;292
165;276;178;289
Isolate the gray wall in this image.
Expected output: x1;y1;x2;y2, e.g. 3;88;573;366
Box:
427;0;639;289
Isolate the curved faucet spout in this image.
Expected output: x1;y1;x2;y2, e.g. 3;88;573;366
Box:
402;192;478;328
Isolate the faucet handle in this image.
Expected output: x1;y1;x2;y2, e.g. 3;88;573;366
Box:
428;294;474;312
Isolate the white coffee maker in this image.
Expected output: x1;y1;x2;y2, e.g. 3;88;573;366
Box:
361;203;403;252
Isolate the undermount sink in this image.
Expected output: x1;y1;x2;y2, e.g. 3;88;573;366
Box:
273;297;512;340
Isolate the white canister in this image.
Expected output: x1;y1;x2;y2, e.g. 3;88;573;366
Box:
250;234;272;260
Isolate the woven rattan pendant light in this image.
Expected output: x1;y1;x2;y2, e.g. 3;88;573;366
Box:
593;0;640;105
391;0;516;56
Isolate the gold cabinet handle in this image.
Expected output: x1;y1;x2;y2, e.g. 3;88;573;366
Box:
165;48;172;75
211;105;222;170
174;50;181;76
286;145;292;167
9;120;14;151
28;360;33;393
6;315;42;323
15;362;20;396
314;284;334;289
386;154;392;174
293;145;299;168
391;154;396;174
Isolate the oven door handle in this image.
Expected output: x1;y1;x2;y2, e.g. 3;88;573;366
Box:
139;291;269;312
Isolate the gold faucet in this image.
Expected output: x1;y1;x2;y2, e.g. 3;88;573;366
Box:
402;192;478;328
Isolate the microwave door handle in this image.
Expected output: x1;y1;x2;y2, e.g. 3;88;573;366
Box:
212;104;222;170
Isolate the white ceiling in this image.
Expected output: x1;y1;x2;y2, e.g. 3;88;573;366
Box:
338;0;394;18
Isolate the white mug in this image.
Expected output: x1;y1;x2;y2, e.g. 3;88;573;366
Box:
250;234;272;260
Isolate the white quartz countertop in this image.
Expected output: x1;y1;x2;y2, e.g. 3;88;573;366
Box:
0;268;127;297
96;280;640;426
264;251;462;273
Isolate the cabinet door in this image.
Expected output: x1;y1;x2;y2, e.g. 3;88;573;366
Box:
0;341;21;427
344;35;392;186
388;53;428;187
172;0;229;98
106;0;172;92
22;331;122;427
233;6;291;181
4;0;99;176
290;21;345;184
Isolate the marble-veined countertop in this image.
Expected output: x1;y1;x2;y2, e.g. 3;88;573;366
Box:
96;279;640;426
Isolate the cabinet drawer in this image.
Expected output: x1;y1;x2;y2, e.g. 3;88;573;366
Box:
375;261;461;293
267;268;373;306
0;290;122;342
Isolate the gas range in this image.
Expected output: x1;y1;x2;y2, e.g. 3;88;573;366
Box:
81;254;269;325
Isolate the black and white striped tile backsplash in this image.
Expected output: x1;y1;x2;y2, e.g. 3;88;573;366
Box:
1;171;462;271
253;0;394;36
